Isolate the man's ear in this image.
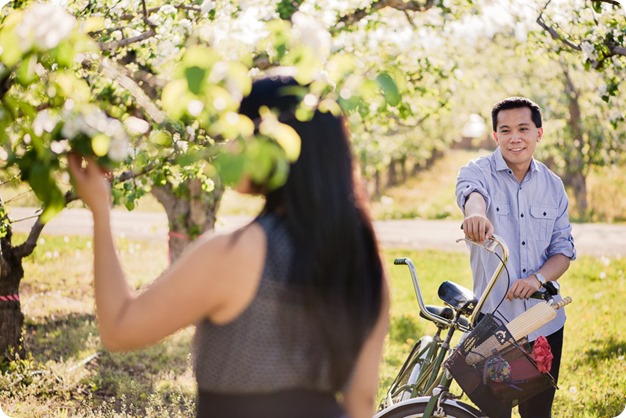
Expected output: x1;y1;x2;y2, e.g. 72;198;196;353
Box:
537;127;544;142
493;131;499;145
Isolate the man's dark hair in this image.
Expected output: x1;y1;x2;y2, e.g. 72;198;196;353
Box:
491;96;542;131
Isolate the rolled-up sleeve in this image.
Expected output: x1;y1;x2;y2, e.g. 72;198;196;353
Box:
547;186;577;260
455;162;490;213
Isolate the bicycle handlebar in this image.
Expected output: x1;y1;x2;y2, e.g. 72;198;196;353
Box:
394;235;510;330
456;235;509;325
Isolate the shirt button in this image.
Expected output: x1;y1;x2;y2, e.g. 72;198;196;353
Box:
521;213;524;218
522;241;526;245
523;268;527;273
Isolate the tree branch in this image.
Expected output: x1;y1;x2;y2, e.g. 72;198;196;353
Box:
97;58;166;123
594;0;620;6
537;0;626;69
536;11;581;52
120;4;202;21
335;0;436;31
13;217;45;259
99;28;156;51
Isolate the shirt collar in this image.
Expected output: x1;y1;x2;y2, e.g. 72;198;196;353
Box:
494;147;540;174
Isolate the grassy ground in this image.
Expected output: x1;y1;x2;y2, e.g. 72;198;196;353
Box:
1;234;624;417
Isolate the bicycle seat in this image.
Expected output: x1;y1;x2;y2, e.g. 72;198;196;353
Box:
437;281;477;315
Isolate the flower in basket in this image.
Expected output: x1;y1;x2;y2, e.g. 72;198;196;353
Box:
531;336;553;373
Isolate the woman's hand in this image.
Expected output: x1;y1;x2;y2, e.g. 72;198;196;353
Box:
67;153;112;217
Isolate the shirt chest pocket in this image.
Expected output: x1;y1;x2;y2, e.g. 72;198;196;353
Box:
530;205;557;242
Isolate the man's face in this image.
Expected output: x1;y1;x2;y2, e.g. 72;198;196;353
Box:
493;107;543;170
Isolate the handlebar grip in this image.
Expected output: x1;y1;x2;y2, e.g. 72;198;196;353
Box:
394;257;408;265
553;296;572;309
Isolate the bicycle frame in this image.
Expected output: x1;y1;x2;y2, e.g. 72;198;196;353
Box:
379;235;510;416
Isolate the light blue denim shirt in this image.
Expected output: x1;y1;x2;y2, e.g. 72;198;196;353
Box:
456;147;576;341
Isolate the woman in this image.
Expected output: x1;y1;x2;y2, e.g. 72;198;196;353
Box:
68;74;389;418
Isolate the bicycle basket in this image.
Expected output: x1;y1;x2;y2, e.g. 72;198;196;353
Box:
444;314;557;417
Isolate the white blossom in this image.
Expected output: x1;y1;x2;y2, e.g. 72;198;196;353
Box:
32;109;58;137
200;0;215;14
124;116;150;135
187;100;204;116
61;107;130;161
50;139;69;154
108;136;129;162
581;41;597;62
160;4;177;14
291;12;331;61
17;3;76;51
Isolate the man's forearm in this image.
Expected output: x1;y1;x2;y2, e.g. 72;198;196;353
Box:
464;192;487;217
535;254;571;282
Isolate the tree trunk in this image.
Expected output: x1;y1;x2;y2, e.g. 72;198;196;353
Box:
386;159;398;188
564;171;588;216
563;68;589;216
152;179;224;262
0;230;26;360
399;156;407;183
372;169;381;198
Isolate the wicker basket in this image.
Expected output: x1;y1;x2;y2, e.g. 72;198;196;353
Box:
444;314;557;417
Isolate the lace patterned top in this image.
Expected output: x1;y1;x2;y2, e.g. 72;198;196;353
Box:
192;213;338;394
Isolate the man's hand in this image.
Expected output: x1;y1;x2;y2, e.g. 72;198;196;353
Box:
462;214;494;243
506;276;541;300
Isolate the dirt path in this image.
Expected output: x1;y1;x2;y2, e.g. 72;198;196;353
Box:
8;207;626;257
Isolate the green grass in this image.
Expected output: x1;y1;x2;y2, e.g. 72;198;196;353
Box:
1;236;625;417
380;249;626;418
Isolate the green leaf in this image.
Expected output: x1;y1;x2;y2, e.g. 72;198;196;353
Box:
91;134;110;157
0;13;24;67
376;73;401;107
150;130;173;147
259;119;301;161
245;140;274;184
16;54;38;86
185;66;207;95
214;151;246;186
40;186;66;224
591;1;602;13
162;79;191;119
176;150;208;166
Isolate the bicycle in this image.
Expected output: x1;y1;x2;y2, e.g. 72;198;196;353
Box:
375;235;570;418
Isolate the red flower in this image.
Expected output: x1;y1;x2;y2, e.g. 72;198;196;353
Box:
531;336;553;373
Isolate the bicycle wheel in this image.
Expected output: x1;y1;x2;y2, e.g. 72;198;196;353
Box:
387;336;433;404
375;399;484;418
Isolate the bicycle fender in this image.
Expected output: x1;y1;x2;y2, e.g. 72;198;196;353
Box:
373;396;487;418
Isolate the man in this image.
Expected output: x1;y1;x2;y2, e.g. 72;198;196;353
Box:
455;97;576;418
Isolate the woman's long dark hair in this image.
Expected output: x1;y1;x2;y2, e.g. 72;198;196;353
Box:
239;74;384;389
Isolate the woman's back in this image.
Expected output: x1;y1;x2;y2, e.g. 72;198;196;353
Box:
193;214;335;392
193;213;347;417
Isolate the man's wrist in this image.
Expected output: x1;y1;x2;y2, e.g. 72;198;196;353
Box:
533;272;547;287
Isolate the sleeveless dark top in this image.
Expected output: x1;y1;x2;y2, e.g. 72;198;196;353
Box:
192;214;347;418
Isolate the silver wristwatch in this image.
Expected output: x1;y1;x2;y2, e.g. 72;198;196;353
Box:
534;272;547;287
